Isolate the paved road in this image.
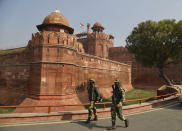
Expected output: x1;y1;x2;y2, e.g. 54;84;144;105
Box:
0;102;182;131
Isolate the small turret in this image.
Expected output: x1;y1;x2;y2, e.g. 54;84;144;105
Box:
91;22;104;33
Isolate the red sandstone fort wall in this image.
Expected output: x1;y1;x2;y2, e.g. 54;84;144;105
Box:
0;52;30;90
77;38;95;56
109;46;182;90
38;47;131;99
109;47;133;64
78;32;114;58
28;44;132;100
0;51;31;105
0;31;132;109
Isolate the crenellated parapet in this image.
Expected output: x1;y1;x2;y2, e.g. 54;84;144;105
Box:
26;31;85;53
88;32;113;44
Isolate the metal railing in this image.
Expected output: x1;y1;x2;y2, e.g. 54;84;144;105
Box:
0;92;178;114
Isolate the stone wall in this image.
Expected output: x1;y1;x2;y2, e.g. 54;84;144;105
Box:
109;46;182;90
0;51;31;105
28;45;132;100
109;46;133;64
78;32;113;58
0;31;132;109
0;52;30;90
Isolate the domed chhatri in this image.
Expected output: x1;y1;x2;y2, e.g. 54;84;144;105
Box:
43;9;69;27
93;22;103;28
92;22;104;32
37;9;74;34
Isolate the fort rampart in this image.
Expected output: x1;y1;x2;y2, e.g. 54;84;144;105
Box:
0;31;132;112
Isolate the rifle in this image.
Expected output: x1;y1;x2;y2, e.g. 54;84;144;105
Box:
112;85;116;106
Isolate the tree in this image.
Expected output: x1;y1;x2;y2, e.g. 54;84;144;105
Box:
126;19;182;86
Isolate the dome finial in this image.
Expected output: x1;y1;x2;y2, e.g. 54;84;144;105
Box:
55;8;60;13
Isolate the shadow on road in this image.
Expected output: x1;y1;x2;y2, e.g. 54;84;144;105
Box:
153;102;182;111
72;121;98;130
71;120;125;130
73;121;109;129
163;102;182;110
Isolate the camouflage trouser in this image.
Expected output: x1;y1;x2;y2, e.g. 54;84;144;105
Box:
88;101;97;118
111;103;126;126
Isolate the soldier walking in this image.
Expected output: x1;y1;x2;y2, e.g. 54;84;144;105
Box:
86;79;102;123
108;79;129;130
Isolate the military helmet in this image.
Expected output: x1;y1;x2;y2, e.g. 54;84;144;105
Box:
89;79;95;83
114;79;120;83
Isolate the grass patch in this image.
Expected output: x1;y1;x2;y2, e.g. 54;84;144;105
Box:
124;88;157;105
0;104;16;114
0;47;25;55
85;88;157;109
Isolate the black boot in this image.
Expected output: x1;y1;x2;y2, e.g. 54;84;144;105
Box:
93;115;98;121
107;121;116;130
124;119;129;128
86;117;91;123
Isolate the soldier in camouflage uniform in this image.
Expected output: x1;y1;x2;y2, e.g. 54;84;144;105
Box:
86;79;102;123
108;79;129;130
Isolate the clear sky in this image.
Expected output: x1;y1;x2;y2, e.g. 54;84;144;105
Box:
1;0;182;49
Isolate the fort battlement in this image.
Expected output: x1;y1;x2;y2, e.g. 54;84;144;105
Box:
88;32;113;42
27;31;85;53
